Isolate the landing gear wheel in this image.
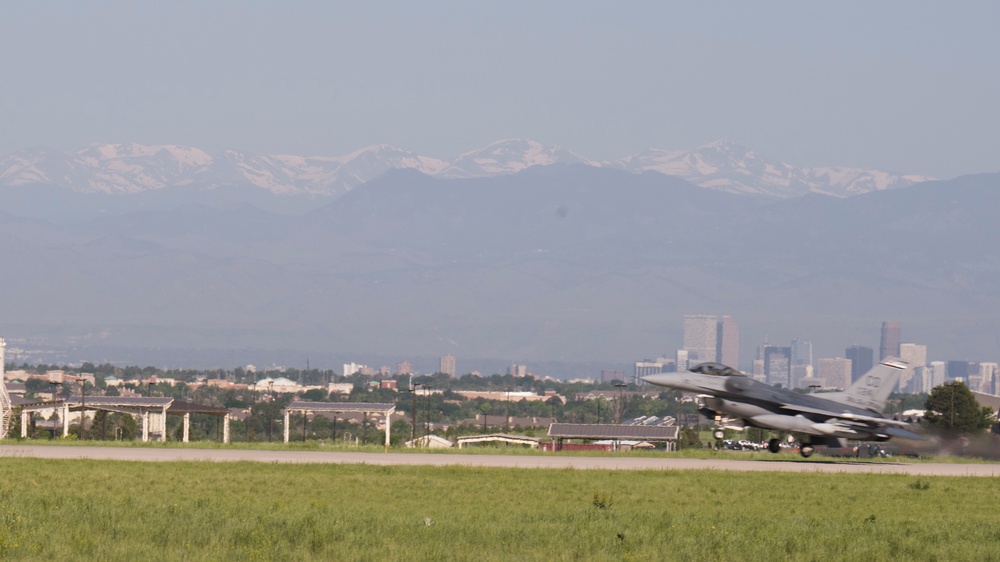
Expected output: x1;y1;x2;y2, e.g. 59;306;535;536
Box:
713;429;725;440
800;444;815;458
768;438;781;454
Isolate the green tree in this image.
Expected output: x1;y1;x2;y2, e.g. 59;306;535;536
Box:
924;381;993;434
118;414;138;441
677;426;702;450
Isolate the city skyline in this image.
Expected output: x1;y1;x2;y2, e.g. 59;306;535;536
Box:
638;315;998;395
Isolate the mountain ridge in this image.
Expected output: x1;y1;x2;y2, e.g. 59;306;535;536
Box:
2;166;998;367
0;139;933;200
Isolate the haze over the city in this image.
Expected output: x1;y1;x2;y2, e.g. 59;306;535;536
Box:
1;3;999;374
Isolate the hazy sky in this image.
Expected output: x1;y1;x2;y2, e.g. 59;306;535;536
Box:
2;2;997;178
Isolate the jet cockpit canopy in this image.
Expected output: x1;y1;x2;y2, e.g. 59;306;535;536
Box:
688;362;743;377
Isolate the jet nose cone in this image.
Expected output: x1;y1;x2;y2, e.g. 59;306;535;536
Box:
641;373;680;387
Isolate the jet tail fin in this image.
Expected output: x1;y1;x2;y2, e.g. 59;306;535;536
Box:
825;357;907;413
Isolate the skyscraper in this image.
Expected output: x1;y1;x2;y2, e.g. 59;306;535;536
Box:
762;346;791;388
898;343;927;393
817;358;852;390
880;321;901;360
845;345;874;383
684;315;717;363
439;355;456;377
791;338;813;367
716;316;739;368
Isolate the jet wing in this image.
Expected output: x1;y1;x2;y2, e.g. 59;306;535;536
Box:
779;403;915;428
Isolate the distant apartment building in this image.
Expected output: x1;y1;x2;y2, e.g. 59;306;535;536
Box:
633;361;664;385
683;315;718;363
817;358;852;390
439;355;456;377
880;321;902;360
898;343;927;393
928;361;947;389
790;364;814;390
396;361;413;376
601;369;626;383
507;364;527;378
343;363;368;377
845;345;874;383
716;316;739;368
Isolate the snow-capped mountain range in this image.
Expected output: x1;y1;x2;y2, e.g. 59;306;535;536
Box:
0;139;932;198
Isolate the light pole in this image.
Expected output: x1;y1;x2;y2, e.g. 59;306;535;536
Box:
424;385;432;438
48;381;61;439
78;376;87;440
614;383;627;424
505;385;511;432
267;380;274;443
249;385;256;442
403;381;417;445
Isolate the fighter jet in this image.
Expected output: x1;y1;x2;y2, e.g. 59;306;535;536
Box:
641;357;921;457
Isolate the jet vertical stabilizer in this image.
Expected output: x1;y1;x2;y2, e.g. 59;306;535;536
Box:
824;357;907;413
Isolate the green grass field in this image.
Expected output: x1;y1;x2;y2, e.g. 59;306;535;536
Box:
1;458;999;561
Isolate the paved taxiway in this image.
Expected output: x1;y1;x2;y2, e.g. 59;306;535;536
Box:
1;445;998;476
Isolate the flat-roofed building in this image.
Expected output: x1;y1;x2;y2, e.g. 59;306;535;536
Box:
817;358;852;390
684;315;717;363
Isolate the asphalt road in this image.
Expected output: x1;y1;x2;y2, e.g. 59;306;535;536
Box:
2;445;999;476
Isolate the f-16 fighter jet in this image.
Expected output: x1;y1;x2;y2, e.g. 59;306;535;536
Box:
642;357;920;457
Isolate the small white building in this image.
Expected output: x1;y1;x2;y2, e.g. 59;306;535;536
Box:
405;435;453;448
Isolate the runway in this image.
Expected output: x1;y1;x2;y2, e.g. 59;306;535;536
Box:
2;445;999;476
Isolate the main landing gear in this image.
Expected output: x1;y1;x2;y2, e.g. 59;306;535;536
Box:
712;428;725;441
767;437;816;457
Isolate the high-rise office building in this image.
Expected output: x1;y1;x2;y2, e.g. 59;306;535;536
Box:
898;343;927;393
880;321;902;360
716;316;739;368
762;346;791;388
791;339;813;367
675;350;689;372
980;363;998;395
929;361;947;388
817;358;852;390
751;359;766;383
396;361;413;375
845;345;874;383
439;355;456;377
947;360;977;381
684;315;718;363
